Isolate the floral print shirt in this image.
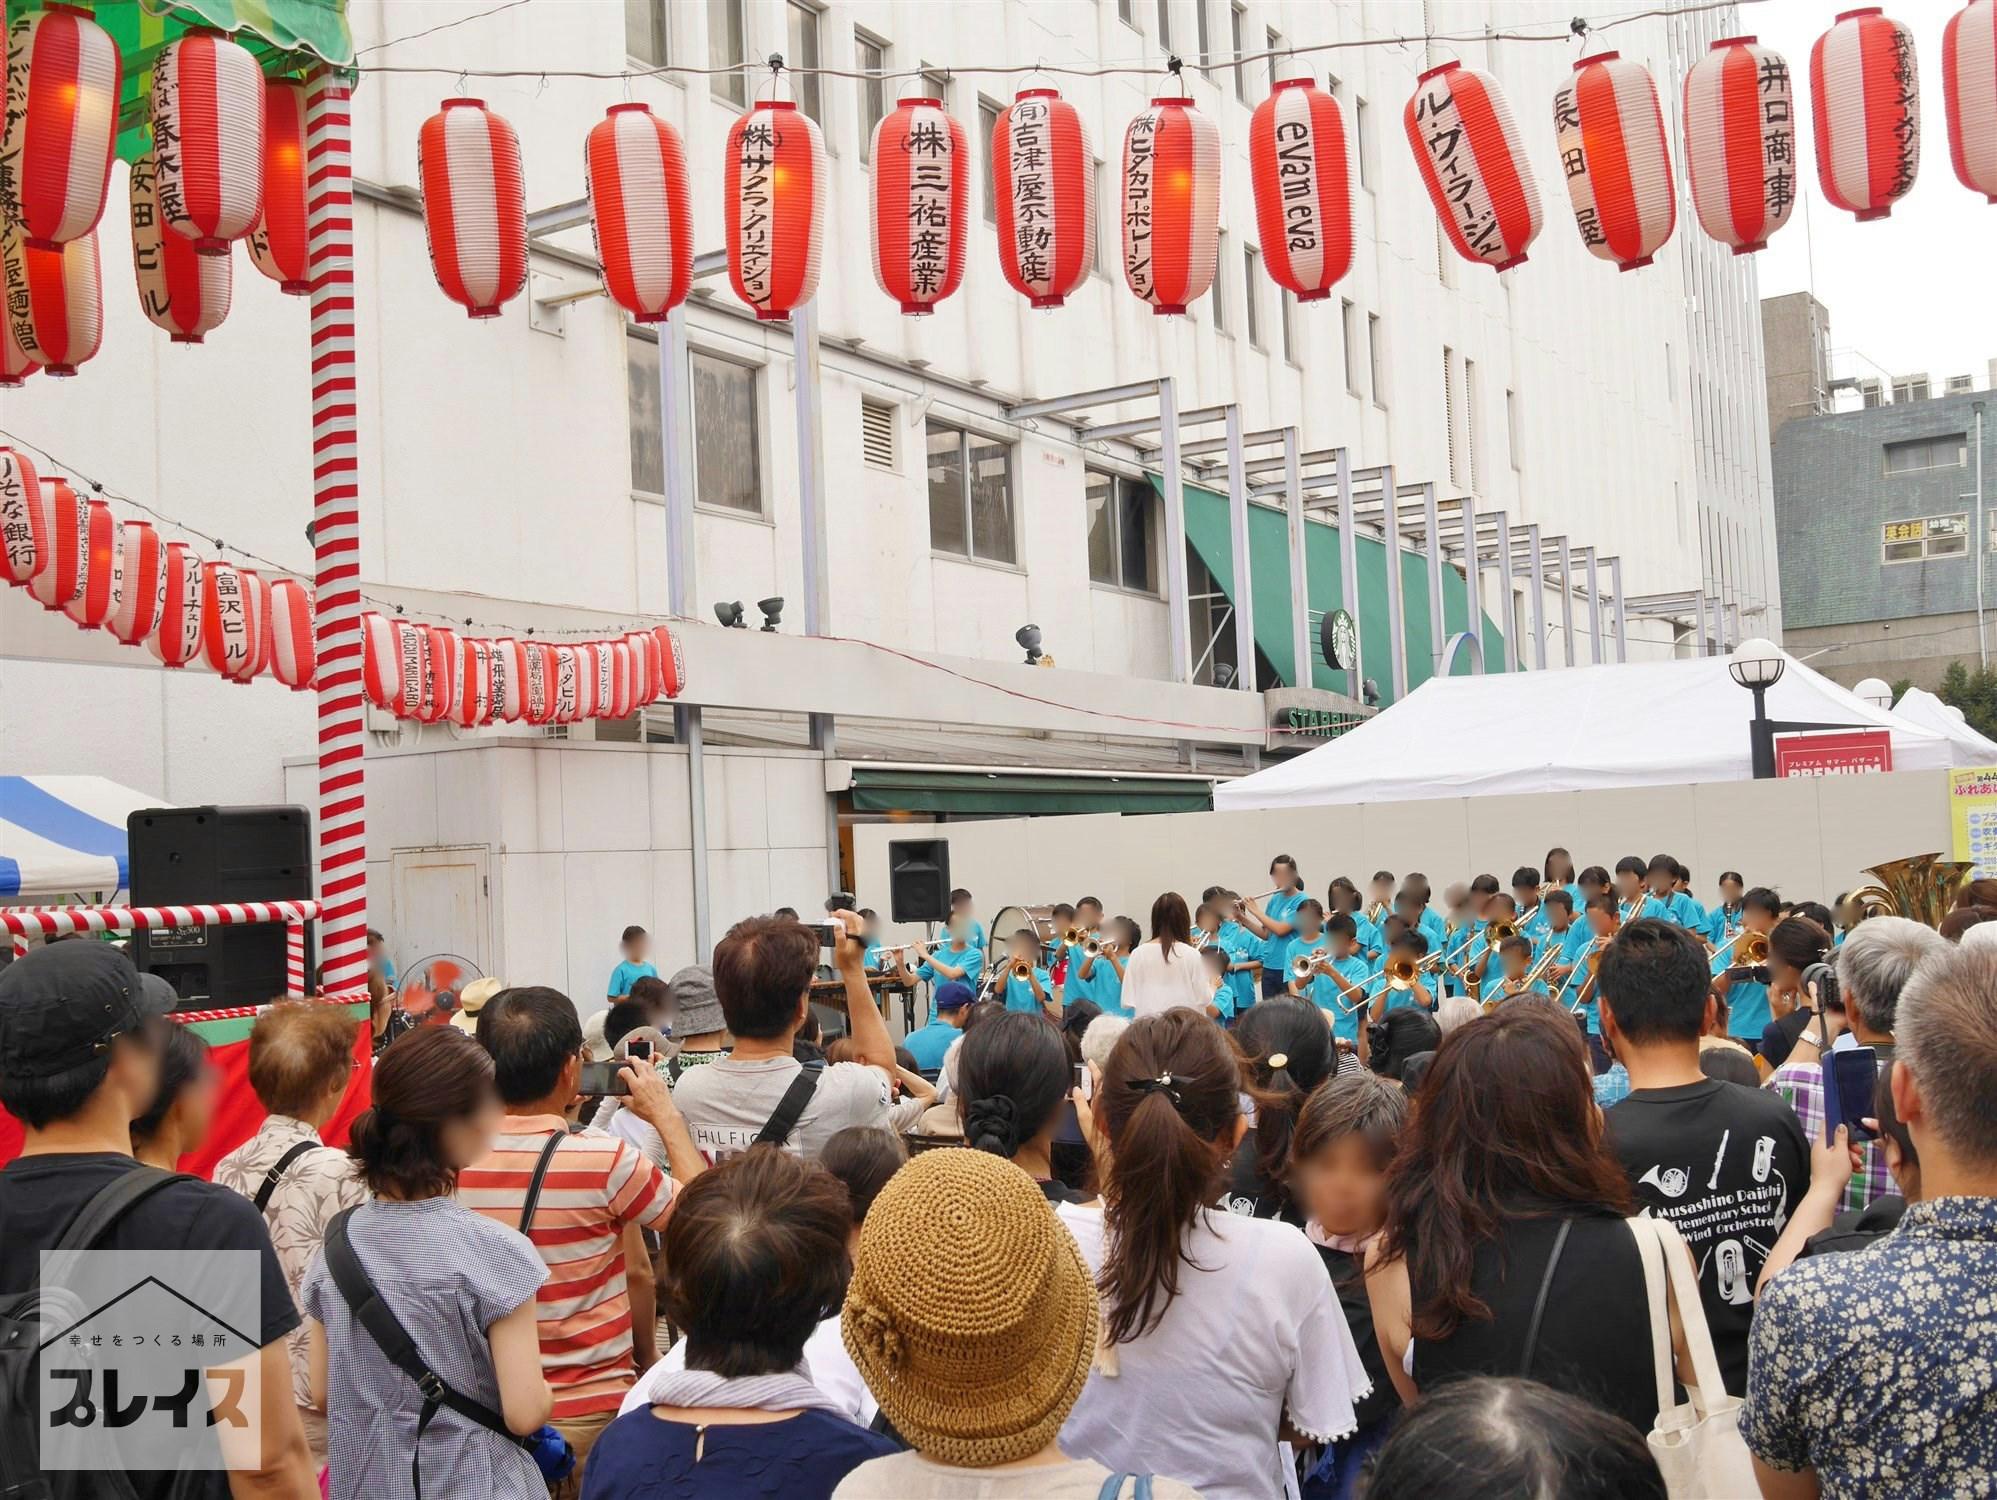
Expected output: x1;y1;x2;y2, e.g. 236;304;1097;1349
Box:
212;1113;367;1408
1742;1196;1997;1497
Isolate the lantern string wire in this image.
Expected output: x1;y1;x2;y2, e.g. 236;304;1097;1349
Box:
353;0;539;59
346;0;1765;85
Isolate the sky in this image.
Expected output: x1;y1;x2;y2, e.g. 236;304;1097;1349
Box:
1752;0;1996;391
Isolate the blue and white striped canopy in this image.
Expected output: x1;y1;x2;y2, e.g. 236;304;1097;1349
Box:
0;776;161;901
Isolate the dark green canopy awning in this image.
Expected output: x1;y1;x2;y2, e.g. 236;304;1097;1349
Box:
1165;476;1506;704
7;1;353;163
849;768;1212;817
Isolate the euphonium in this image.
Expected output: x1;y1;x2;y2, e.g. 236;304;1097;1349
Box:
1844;852;1973;930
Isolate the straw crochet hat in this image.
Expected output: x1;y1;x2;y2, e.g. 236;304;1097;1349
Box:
842;1148;1097;1468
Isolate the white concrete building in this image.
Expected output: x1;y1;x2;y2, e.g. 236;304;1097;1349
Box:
1;0;1778;993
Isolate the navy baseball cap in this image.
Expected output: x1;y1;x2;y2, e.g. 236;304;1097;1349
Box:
934;980;975;1013
0;942;175;1079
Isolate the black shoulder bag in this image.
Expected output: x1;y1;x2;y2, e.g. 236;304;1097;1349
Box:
753;1062;825;1149
253;1141;320;1214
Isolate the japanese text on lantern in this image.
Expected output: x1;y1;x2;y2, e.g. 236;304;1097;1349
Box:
1551;81;1604;250
1761;54;1795;218
1124;115;1156;298
215;572;249;668
1274;120;1320;254
148;67;192;241
1009;100;1053;290
129;159;173;322
1413;80;1501;260
0;36;28;230
902;114;952;299
396;624;423;716
1887;29;1917;198
736;119;776;308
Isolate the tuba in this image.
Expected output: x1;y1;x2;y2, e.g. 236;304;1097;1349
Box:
1843;853;1972;931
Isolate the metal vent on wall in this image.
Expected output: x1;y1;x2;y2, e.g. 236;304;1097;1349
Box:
861;398;897;470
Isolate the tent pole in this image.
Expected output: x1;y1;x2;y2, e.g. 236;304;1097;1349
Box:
1224;404;1255;692
305;69;367;998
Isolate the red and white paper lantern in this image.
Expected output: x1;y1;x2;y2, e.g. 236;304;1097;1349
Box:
131;153;232;343
25;476;83;612
248;78;312;293
654;624;686;700
108;520;163;645
1944;0;1997;202
149;30;265;253
453;637;492;726
585;104;693;324
199;561;269;681
1406;62;1542;271
267;577;315;690
417;625;459;723
148;542;203;668
418;99;528;318
0;6;122;247
1249;78;1353;301
724;100;826;322
1121;99;1220;315
522;641;556;725
871;97;968;315
570;643;599;722
992;89;1095;309
0;449;41;585
550;644;582;723
625;629;661;705
3;225;103;376
59;500;118;630
1811;8;1921;221
489;637;526;722
1684;37;1799;254
1552;53;1675;271
1;312;37;387
363;614;406;711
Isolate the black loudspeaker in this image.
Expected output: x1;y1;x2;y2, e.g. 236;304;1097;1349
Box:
128;805;312;1008
887;839;951;925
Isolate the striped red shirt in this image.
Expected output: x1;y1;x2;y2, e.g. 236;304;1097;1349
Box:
458;1115;675;1417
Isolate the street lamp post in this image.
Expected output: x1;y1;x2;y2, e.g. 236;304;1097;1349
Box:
1729;637;1875;779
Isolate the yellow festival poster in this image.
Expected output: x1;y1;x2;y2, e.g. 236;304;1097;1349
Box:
1948;767;1997;880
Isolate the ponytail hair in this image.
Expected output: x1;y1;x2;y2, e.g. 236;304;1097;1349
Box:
1232;999;1333;1214
1151;892;1193;961
956;1011;1071;1160
1096;1010;1242;1345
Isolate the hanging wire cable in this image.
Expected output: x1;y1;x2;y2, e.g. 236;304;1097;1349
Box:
354;0;537;59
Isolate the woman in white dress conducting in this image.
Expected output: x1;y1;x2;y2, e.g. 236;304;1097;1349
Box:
1119;893;1220;1019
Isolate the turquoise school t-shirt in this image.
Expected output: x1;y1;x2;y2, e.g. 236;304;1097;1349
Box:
1001;966;1054;1014
1260;890;1307;966
608;959;657;998
1217;922;1262;1016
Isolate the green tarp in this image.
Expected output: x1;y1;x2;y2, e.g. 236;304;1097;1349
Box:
849;769;1212;817
6;0;353;163
1166;477;1507;705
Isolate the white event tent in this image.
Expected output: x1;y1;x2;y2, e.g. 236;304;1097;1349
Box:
1892;687;1997;764
1216;653;1959;812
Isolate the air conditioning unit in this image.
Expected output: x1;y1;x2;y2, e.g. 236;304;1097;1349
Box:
1946;374;1974;395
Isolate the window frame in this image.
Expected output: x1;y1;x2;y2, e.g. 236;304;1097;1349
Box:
927;420;1021;568
1368;312;1388;411
979;94;1003;225
1341;298;1362;398
1243;243;1263;350
1213;229;1230;334
625;0;671;68
708;0;747;108
786;0;824;128
1230;3;1248;103
1354;97;1374;189
1280;287;1297;367
855;29;888;161
1118;0;1138;28
1156;0;1173;50
1882;435;1969;476
1882;514;1968;564
1195;0;1213;74
689;346;767;520
1084;467;1164;597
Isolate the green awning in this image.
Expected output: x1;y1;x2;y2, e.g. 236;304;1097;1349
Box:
1165;477;1507;705
7;1;354;164
850;768;1213;817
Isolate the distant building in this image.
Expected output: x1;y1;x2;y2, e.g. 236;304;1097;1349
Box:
1762;292;1833;439
1772;368;1996;691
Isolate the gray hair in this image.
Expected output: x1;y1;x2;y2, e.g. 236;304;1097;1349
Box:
1896;942;1997;1165
1835;917;1946;1035
1080;1014;1130;1071
1435;996;1481;1035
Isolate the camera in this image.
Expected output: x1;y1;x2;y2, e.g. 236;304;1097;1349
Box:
1801;959;1842;1013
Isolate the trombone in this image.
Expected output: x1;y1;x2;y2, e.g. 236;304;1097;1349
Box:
1486;941;1561;1011
1553;938;1604;1011
1710;929;1768;975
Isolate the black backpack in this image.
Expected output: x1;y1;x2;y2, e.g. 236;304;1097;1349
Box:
0;1165;196;1500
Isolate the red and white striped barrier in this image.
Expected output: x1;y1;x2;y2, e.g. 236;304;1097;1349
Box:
2;901;319;996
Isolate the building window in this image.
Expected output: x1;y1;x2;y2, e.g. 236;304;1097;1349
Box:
1354;98;1373;188
1883;435;1969;474
1231;3;1248;103
1368;313;1387;409
708;0;746;107
787;2;822;124
626;0;668;64
627;330;663;495
1094;155;1110;276
1947;374;1975;395
1280;287;1296;365
1892;375;1931;404
1118;0;1136;25
1463;357;1480;490
860;397;896;470
1342;299;1361;396
1266;27;1283;85
1883;515;1967;563
921;66;949;104
979;96;1002;223
1507;387;1523;472
855;31;887;160
692;351;762;514
1443;347;1459;486
1085;471;1160;592
1156;0;1173;49
1243;244;1262;348
1195;0;1213;72
927;422;1016;564
1213;230;1230;332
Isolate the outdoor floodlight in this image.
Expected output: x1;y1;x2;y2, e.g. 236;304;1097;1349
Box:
758;597;785;632
715;601;747;629
1016;624;1043;664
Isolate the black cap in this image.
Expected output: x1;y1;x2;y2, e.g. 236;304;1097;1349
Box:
0;943;175;1080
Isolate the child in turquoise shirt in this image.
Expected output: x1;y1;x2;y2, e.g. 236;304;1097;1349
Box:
608;924;658;1002
1200;942;1234;1022
998;928;1058;1016
1486;934;1548;1004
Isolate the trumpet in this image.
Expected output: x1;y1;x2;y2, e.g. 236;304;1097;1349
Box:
1061;926;1083;946
1084;934;1106;956
1290;948;1330;981
1010;959;1033;981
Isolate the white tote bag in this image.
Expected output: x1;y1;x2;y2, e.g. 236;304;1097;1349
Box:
1627;1214;1758;1499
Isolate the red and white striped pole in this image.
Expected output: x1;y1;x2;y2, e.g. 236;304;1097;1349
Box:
305;69;367;998
284;920;307;995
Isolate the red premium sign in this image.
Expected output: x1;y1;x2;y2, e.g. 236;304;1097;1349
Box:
1773;729;1894;777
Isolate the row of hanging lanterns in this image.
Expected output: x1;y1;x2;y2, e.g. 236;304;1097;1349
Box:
2;443;690;717
4;3;1994;369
